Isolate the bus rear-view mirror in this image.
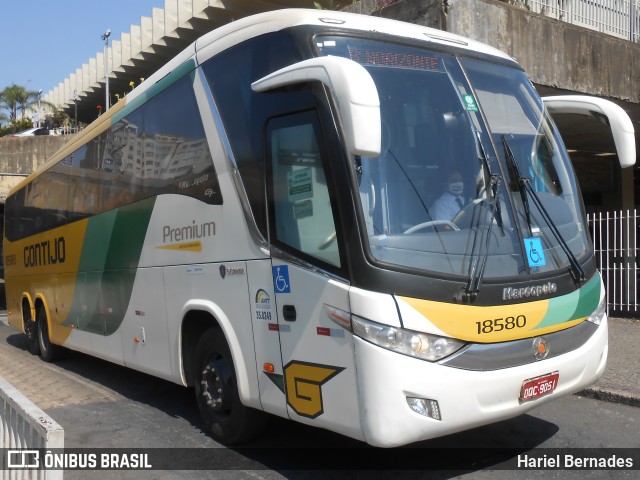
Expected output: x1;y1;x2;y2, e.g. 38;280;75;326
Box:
543;95;636;168
251;56;381;157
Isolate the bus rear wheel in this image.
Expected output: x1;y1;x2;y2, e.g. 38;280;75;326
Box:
24;317;39;356
37;308;63;362
194;328;266;444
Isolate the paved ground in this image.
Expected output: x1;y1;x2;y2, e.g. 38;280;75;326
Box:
0;320;122;410
0;313;637;478
579;316;640;407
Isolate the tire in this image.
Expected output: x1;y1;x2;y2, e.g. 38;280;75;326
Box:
24;315;39;356
37;308;63;362
194;328;267;444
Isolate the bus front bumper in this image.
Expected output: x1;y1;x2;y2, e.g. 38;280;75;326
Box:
354;316;608;447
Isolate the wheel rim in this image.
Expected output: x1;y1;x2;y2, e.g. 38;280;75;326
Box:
200;355;232;417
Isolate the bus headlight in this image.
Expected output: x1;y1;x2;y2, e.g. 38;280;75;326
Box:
352;315;465;361
586;298;606;326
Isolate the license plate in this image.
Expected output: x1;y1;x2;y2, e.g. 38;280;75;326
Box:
519;372;559;402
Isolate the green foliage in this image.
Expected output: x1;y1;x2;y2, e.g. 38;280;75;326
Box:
0;83;43;122
0;82;60;135
314;1;397;10
314;1;356;10
0;118;33;137
52;109;70;129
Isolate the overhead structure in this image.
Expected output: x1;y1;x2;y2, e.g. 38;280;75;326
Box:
44;0;353;123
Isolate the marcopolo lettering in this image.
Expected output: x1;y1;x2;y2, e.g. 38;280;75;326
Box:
503;282;557;301
24;237;66;268
163;220;216;243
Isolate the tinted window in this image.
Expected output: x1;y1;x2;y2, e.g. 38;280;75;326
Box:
202;31;313;238
5;74;221;241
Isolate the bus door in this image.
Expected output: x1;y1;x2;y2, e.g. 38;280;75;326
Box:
263;110;363;440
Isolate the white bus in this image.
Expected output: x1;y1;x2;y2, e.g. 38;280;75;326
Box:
3;9;635;447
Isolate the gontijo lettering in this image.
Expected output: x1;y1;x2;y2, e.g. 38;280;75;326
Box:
24;237;66;267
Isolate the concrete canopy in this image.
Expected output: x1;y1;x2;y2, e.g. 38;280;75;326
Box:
45;0;354;123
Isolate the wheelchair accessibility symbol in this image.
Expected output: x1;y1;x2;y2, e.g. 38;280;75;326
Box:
524;237;546;267
273;265;291;293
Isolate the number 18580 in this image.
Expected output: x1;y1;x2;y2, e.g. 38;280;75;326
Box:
476;315;526;335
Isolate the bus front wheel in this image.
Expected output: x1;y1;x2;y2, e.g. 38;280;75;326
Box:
194;328;266;444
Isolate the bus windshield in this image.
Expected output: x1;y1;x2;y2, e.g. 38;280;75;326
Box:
317;36;590;280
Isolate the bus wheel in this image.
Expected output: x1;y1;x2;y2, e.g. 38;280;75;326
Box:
194;328;267;444
37;308;63;362
25;318;39;356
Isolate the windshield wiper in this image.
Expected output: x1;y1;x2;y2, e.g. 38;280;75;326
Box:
457;132;504;304
476;131;505;234
501;135;586;285
460;175;502;303
502;136;533;236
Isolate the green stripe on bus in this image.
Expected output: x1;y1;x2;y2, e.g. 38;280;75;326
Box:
534;274;600;330
111;58;196;125
64;197;156;335
570;273;601;320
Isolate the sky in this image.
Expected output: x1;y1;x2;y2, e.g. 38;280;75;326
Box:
0;0;165;95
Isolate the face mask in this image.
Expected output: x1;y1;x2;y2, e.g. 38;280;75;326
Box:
448;181;464;196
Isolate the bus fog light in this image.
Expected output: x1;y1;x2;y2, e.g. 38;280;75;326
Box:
406;397;441;420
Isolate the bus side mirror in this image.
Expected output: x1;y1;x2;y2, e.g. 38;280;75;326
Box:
251;56;381;157
543;95;636;168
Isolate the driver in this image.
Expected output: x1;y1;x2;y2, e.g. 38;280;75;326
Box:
432;170;466;222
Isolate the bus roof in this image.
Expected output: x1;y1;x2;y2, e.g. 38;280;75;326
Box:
193;8;515;64
8;9;516;199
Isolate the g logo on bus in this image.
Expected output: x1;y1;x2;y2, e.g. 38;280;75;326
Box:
283;361;344;419
532;337;550;360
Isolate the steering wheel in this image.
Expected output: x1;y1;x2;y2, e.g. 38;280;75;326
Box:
452;199;511;231
403;220;460;234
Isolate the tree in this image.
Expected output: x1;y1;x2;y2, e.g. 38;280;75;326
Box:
0;84;54;122
1;83;59;135
0;84;23;122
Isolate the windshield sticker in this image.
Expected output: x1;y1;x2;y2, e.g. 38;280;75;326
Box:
293;199;313;220
524;237;546;267
463;94;479;112
288;168;313;202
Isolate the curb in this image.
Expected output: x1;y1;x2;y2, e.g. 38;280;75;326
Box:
577;386;640;408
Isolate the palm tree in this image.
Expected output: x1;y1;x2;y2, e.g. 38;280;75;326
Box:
1;84;55;126
0;84;24;122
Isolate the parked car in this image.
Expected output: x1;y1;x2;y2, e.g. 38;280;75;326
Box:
11;127;51;137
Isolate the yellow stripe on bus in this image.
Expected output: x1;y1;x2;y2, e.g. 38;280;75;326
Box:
397;296;585;343
4;220;89;344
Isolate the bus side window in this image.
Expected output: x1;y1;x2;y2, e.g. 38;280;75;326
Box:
267;111;341;270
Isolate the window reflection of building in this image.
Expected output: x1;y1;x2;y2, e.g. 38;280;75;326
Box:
5;74;223;243
107;122;208;181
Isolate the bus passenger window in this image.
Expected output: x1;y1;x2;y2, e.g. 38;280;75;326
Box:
268;113;341;269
